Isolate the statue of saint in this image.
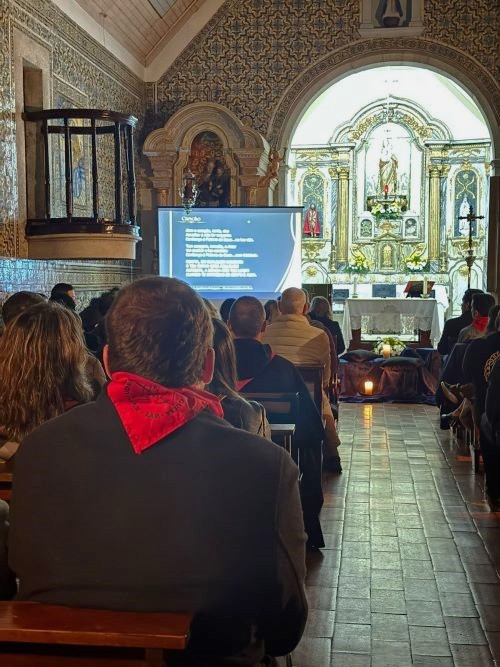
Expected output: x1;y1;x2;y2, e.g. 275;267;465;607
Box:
459;195;470;236
303;203;321;237
378;139;398;194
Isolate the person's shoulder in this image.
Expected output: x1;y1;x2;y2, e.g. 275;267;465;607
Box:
196;408;287;465
15;400;102;468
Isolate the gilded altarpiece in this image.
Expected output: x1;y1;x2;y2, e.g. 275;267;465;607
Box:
289;102;491;315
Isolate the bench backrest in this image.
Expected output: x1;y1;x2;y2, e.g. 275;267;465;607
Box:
294;364;324;416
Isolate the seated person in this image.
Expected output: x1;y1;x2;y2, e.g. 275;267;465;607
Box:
50;282;75;302
2;290;46;326
462;306;500;417
309;295;346;355
481;358;500;511
9;277;307;666
49;291;106;394
229;296;326;549
207;318;271;439
0;301;95;460
263;288;341;470
486;305;500;334
219;298;236;324
437;288;483;356
264;299;279;325
457;292;496;342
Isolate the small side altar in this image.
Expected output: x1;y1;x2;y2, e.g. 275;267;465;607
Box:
342;297;441;350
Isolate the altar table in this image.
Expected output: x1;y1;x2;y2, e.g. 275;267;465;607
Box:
342;298;441;348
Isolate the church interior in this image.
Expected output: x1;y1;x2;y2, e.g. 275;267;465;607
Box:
0;0;499;664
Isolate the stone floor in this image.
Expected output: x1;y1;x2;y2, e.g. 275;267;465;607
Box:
293;403;500;666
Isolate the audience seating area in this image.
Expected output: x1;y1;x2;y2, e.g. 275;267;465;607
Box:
0;282;499;666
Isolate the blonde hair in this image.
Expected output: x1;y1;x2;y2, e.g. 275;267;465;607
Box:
0;302;93;442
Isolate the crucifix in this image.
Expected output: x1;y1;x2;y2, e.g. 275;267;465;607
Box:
458;204;484;288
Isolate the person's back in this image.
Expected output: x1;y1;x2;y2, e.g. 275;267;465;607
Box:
262;288;330;374
462;329;500;416
437;288;482;356
9;278;307;666
309;296;346;355
458;292;495;343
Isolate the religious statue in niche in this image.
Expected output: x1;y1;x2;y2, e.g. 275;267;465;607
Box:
378;138;398;194
303;203;321;237
189;131;231;208
374;0;410;27
454;170;478;237
301;170;325;237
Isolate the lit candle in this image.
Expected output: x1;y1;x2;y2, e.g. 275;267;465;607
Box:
364;381;373;396
423;275;428;297
382;344;391;358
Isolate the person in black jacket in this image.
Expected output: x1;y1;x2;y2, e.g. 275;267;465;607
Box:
481;358;500;510
208;318;271;440
9;277;307;667
309;295;345;355
228;296;326;549
437;288;483;356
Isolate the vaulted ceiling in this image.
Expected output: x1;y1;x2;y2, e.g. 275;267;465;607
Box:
72;0;208;68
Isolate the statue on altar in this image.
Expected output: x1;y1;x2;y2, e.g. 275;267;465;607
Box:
459;195;471;236
378;138;398;194
303;203;321;237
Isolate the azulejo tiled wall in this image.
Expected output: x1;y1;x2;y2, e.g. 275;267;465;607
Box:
0;0;144;298
150;0;499;143
0;258;136;309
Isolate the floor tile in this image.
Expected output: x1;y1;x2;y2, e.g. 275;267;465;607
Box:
295;404;500;666
332;623;371;653
444;615;488;644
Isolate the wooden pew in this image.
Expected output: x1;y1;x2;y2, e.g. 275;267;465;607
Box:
0;602;192;665
0;460;13;502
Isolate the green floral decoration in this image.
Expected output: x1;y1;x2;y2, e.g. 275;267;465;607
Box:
373;337;406;356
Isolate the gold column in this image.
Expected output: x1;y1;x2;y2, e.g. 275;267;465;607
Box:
337;167;350;262
428;166;441;261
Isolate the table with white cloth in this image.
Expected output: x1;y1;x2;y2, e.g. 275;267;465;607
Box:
342;297;441;349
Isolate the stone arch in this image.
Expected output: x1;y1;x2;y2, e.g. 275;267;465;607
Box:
268;38;499;157
143;102;271;206
270;38;499;297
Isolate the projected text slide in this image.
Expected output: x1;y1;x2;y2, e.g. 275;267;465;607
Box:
158;208;301;300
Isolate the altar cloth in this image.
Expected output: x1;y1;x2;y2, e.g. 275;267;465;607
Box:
342;297;441;347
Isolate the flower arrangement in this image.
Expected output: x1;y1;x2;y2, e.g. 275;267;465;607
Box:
347;256;370;273
373;337;405;356
405;256;428;272
369;197;406;221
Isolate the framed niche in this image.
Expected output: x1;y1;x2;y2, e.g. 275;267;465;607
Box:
360;218;374;239
404;218;418;238
359;0;424;36
52;80;92;219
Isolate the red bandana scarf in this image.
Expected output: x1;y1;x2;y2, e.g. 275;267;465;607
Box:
107;372;223;454
472;315;489;332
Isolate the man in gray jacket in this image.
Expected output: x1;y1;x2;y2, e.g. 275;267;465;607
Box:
263;287;341;472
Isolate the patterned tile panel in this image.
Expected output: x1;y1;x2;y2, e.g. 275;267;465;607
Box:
152;0;499;142
0;0;144;293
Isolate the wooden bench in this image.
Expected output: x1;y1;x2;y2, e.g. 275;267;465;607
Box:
0;460;13;502
0;602;192;665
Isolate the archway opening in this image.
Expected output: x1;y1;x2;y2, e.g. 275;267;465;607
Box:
287;65;492;316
